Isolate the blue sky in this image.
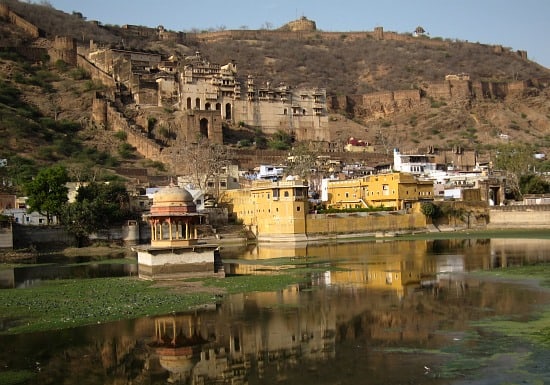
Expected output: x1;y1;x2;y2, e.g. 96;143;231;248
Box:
46;0;550;69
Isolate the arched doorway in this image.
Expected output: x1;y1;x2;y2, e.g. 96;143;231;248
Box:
225;103;232;120
205;102;211;110
200;118;209;138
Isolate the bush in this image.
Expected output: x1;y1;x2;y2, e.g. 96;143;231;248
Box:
54;60;68;72
114;130;128;141
420;201;441;219
118;142;136;159
69;67;90;80
83;80;105;92
237;139;251;148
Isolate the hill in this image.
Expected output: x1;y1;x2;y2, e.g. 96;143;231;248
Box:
1;0;550;191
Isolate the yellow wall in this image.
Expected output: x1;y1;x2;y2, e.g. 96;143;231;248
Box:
223;178;428;240
222;180;308;238
327;172;434;209
306;210;426;235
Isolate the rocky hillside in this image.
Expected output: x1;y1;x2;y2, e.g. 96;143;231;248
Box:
1;0;550;175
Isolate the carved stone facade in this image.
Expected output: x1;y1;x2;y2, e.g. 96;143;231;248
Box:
88;49;330;142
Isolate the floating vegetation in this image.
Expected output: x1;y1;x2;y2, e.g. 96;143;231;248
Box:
0;271;309;335
0;370;35;385
202;273;307;294
0;277;215;334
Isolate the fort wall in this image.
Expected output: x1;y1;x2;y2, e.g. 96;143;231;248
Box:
48;36;77;66
306;211;426;237
102;99;164;160
0;3;40;38
76;54;116;92
189;28;527;61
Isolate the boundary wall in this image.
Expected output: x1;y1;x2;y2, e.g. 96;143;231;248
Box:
488;205;550;229
306;211;427;237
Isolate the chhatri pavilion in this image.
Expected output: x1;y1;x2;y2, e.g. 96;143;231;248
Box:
148;184;201;247
134;183;223;280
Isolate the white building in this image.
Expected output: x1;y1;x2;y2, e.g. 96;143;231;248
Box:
393;148;438;175
3;208;55;225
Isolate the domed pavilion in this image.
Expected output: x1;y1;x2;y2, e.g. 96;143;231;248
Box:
147;184;202;247
134;184;223;280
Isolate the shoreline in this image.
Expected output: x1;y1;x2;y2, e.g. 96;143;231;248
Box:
3;227;550;264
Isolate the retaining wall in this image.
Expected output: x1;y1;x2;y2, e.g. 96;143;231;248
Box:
306;211;426;237
489;205;550;229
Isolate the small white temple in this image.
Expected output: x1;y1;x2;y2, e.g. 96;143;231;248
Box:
134;184;223;280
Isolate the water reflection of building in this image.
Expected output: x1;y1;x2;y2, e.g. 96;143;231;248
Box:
143;287;336;384
7;239;550;384
490;238;550;268
224;240;438;298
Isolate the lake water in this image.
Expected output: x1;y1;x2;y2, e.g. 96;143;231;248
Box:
1;237;550;384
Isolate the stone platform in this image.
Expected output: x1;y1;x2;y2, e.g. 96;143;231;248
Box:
134;244;224;280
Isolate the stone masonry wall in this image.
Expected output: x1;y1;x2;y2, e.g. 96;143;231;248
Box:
0;3;40;38
488;205;550;229
77;54;116;91
13;225;75;249
103;100;163;160
306;211;427;236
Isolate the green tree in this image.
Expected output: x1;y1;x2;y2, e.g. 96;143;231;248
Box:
519;174;550;195
254;129;267;149
268;129;293;150
24;165;69;224
420;201;441;219
62;182;134;246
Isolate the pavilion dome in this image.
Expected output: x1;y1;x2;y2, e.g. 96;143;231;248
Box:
151;185;197;214
153;185;194;205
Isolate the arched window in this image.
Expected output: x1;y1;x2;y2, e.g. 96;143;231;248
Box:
186;97;192;109
205;102;211;110
195;98;201;109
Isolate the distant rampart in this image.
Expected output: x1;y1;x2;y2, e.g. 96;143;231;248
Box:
332;77;542;120
0;3;40;38
189;27;527;61
105;101;164;160
92;94;164;161
77;54;116;91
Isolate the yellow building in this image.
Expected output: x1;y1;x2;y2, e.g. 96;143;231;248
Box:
222;179;309;241
325;172;434;210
